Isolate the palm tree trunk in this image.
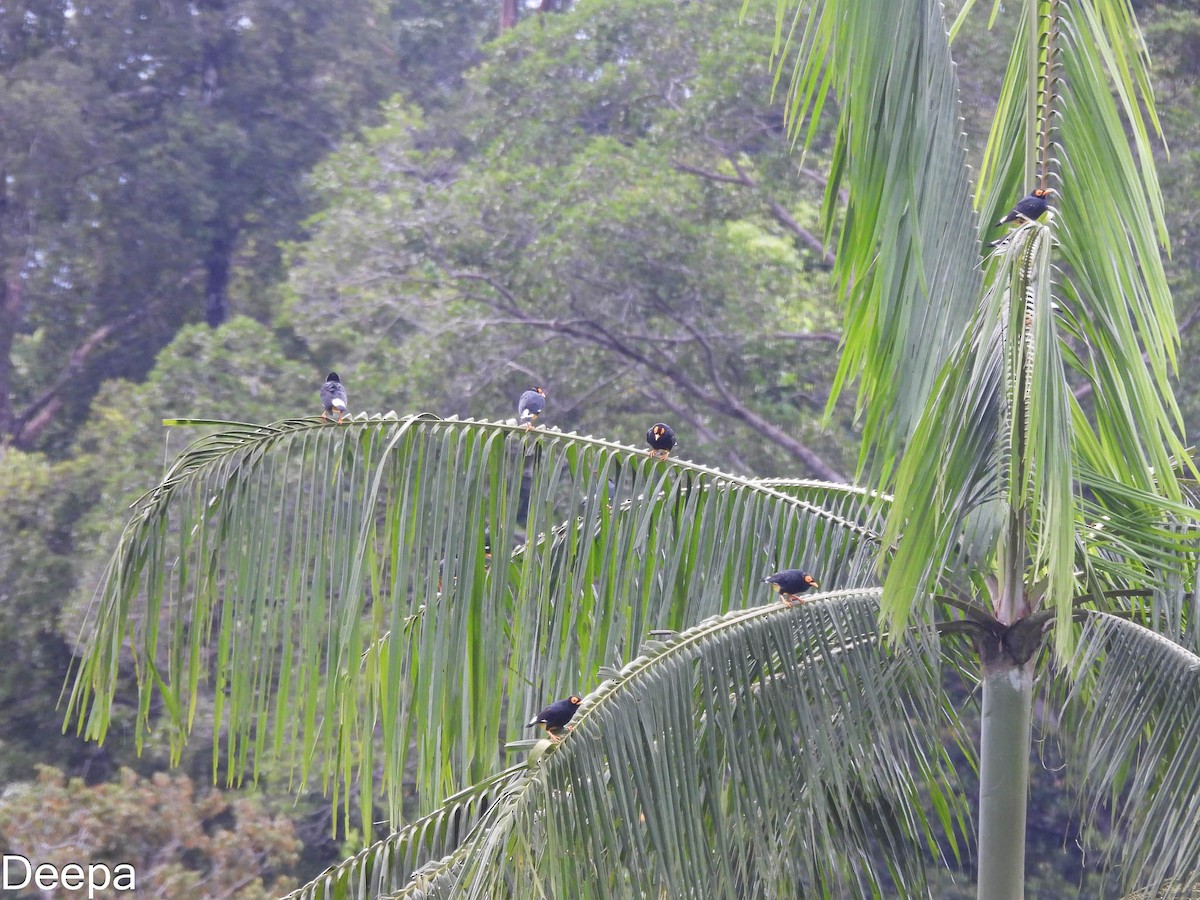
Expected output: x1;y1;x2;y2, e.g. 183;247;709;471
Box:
976;657;1034;900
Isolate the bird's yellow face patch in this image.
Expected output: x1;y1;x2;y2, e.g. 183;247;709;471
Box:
1034;188;1049;198
804;574;818;587
570;696;582;705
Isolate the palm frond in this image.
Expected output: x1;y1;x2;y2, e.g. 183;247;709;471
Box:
280;764;526;900
880;271;1007;629
360;592;968;899
1011;226;1075;643
66;415;883;829
766;0;982;476
1072;462;1200;618
1052;0;1190;501
1055;612;1200;897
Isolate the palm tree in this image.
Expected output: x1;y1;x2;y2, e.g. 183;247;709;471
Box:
66;0;1200;897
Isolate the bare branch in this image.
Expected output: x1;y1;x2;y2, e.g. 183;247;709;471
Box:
776;331;842;344
670;160;749;186
436;266;847;479
10;313;140;448
766;198;836;266
673;156;835;266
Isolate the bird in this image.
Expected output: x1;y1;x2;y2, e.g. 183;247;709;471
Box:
646;422;677;460
320;372;348;423
527;695;581;741
763;569;819;607
517;386;546;431
995;188;1052;227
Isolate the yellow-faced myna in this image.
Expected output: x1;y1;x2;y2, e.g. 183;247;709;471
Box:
763;569;819;607
996;188;1052;227
320;372;348;423
527;695;581;741
646;422;677;460
518;386;546;431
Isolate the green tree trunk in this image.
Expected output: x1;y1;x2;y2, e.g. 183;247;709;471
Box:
976;658;1035;900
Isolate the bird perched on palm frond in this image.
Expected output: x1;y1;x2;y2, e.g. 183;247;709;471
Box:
763;568;819;607
996;188;1052;227
527;695;581;741
646;422;677;460
517;386;546;431
320;372;348;423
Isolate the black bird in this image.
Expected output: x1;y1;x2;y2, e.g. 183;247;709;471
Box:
763;569;819;607
517;386;546;431
527;695;581;741
996;188;1052;227
320;372;348;423
646;422;677;460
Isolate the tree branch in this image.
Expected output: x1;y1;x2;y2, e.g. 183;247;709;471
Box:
672;157;835;266
439;268;847;480
10;314;139;448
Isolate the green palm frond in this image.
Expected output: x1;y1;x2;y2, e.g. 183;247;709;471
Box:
1007;225;1075;641
281;764;526;900
1073;463;1200;607
871;0;1198;649
970;0;1040;215
765;0;982;476
1056;612;1200;897
67;415;882;828
296;592;966;899
881;268;1007;629
1052;0;1189;502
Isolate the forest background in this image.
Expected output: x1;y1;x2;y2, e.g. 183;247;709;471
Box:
1;0;1198;896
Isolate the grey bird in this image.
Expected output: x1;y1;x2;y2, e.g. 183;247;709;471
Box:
320;372;348;423
517;386;546;431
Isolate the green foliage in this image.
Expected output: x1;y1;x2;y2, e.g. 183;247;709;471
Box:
65;317;315;646
281;0;849;477
0;449;83;779
0;765;301;899
1054;612;1200;896
0;0;400;450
